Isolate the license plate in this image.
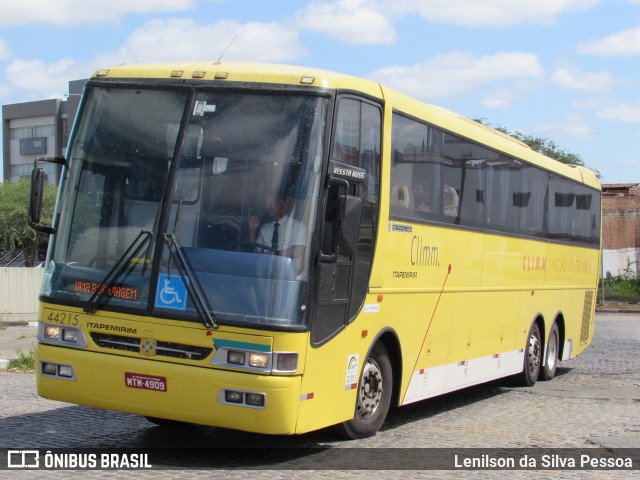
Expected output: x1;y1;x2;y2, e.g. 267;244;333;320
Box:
124;372;167;392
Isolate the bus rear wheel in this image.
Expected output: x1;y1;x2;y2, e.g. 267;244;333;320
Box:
516;322;541;387
540;322;559;381
336;342;392;439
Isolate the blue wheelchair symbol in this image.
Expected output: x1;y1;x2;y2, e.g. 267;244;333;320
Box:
155;273;188;311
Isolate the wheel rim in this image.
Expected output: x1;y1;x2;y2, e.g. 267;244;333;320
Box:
527;330;541;377
547;330;558;371
356;358;383;419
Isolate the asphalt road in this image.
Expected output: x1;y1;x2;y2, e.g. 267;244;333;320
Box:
1;312;638;479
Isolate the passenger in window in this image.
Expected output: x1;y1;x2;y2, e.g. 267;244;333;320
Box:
442;185;459;217
412;181;432;216
247;193;307;259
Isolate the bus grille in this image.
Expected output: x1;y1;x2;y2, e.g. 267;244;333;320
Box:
580;291;594;344
89;332;213;360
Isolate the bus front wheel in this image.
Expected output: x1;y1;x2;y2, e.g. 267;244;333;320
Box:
516;322;542;387
336;342;393;439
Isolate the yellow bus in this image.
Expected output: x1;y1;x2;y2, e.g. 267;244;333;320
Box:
29;62;601;439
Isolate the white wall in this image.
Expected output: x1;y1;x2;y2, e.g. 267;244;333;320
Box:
0;268;43;314
602;248;640;278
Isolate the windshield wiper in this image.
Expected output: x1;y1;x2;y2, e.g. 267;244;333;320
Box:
84;230;152;314
162;232;217;329
159;194;217;329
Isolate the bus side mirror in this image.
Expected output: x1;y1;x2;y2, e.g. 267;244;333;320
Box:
28;167;45;226
28;160;59;235
319;176;361;263
339;195;361;256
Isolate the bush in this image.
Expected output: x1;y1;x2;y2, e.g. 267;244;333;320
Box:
7;347;35;372
601;270;640;303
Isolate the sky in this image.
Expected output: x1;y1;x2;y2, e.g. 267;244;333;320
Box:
1;0;640;184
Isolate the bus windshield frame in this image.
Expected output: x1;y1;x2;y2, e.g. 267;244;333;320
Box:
42;80;330;330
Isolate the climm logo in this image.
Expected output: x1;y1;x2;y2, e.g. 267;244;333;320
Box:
523;255;547;271
523;255;593;274
410;236;440;267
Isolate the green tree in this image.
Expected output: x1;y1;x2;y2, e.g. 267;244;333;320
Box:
474;119;599;176
0;179;57;267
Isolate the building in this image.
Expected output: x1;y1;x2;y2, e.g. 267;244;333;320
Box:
2;80;85;184
602;183;640;277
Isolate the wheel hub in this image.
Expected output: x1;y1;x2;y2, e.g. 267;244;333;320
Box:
528;333;541;375
356;359;383;418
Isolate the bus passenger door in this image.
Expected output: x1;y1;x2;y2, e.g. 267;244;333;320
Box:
298;96;381;432
311;96;381;346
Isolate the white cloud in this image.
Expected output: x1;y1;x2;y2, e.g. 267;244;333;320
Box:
0;0;193;27
296;0;395;45
481;79;542;109
481;89;518;110
95;18;306;65
292;0;599;42
551;65;618;93
4;58;85;99
570;96;613;109
386;0;599;27
2;18;307;102
578;26;640;56
0;39;11;60
597;101;640;123
369;51;544;100
535;114;594;139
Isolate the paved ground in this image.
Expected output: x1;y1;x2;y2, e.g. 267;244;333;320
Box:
0;312;638;478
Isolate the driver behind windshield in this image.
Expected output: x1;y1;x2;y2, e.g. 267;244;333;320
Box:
247;193;307;260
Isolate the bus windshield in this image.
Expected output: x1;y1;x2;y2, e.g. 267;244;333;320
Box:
43;84;328;328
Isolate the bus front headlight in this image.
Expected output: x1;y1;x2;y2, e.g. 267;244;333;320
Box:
39;323;88;348
248;353;269;368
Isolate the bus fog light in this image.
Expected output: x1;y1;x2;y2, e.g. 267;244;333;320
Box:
276;353;298;372
227;351;246;365
245;393;265;407
248;353;268;368
58;365;74;378
225;390;243;403
42;362;57;375
44;326;61;340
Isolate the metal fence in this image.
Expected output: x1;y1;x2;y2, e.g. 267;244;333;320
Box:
0;267;43;314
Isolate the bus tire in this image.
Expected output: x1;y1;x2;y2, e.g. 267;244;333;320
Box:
540;322;559;381
516;322;541;387
336;342;392;439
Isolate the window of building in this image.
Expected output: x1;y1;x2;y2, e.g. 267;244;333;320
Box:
11;127;33;140
34;124;55;137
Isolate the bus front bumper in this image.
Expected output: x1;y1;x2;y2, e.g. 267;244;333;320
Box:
36;343;302;435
